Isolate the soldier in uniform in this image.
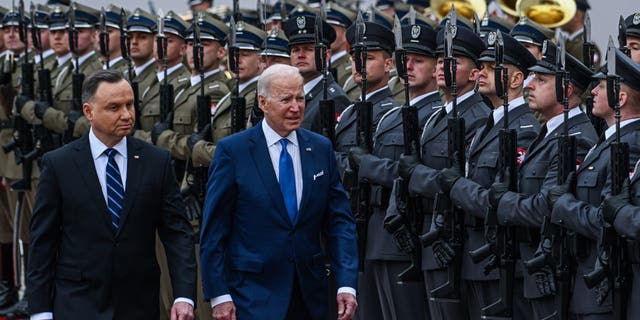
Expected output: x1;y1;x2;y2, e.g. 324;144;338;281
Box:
32;3;102;139
28;5;55;70
190;21;266;167
548;48;640;320
436;32;539;319
268;0;297;31
510;18;554;61
147;11;191;145
488;42;598;319
125;8;158;139
561;0;601;66
261;27;290;67
99;5;129;73
396;24;490;320
625;12;640;63
325;2;355;88
284;14;350;135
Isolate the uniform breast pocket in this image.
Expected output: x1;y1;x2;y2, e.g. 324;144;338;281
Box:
477;151;499;168
172;108;194;135
576;170;599;188
428;138;449;159
376;132;404;159
524;161;549;180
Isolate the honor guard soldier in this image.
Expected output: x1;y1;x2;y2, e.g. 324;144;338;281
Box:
29;5;55;71
510;17;554;61
261;27;290;67
624;12;640;63
190;20;265;167
125;8;158;137
268;0;297;30
284;13;350;135
33;3;102;140
156;13;230;168
395;16;490;320
325;2;356;88
478;12;515;39
487;40;597;319
147;11;191;145
99;5;129;73
436;31;540;319
549;45;640;320
561;0;601;66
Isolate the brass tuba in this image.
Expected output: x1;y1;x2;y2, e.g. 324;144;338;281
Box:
497;0;518;17
430;0;487;21
515;0;576;28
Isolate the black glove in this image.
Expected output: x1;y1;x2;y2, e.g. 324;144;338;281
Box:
390;224;416;254
348;146;368;169
432;239;456;267
438;166;462;195
181;188;202;222
66;110;82;129
187;124;211;153
488;167;511;208
151;121;171;145
532;238;556;297
34;101;50;119
547;171;576;210
14;95;31;113
0;72;10;85
593;251;611;305
399;152;420;180
602;179;630;225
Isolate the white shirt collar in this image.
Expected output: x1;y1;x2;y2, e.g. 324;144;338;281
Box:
409;90;439;107
191;67;223;87
104;56;124;70
492;96;526;125
135;58;156;77
89;127;128;160
604;118;640;140
34;49;55;64
0;50;10;59
72;51;96;70
261;119;298;147
239;75;260;93
56;52;72;67
544;107;583;137
330;50;347;64
157;63;184;82
304;75;323;95
365;85;389;101
444;90;475;114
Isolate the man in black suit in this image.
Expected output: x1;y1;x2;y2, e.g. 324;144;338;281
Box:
26;70;197;320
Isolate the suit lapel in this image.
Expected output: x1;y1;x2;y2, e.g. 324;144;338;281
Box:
296;130;314;225
249;126;292;226
115;138;144;236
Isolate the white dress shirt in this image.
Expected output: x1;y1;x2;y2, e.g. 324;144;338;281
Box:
544;107;583;137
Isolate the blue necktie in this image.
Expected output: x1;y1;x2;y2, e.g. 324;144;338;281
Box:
279;139;297;222
105;148;124;230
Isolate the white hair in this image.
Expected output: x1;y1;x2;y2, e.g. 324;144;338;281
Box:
257;64;303;99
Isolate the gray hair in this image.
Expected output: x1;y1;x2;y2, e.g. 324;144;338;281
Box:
257;64;303;100
82;70;129;104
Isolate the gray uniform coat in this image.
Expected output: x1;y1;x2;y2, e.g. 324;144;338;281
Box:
301;74;350;135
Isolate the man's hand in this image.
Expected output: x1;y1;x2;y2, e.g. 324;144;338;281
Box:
34;101;50;119
532;238;556;297
398;152;420;180
390;224;416;254
547;172;576;210
488;168;511;208
212;301;236;320
432;239;456;267
337;292;357;320
170;301;194;320
152;121;171;145
14;95;30;113
602;179;630;224
348;146;368;169
188;124;211;152
437;166;462;195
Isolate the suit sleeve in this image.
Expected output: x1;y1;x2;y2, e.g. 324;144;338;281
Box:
157;150;197;301
324;143;359;290
199;142;237;299
27;154;62;314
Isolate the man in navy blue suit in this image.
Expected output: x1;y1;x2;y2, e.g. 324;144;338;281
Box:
200;64;359;320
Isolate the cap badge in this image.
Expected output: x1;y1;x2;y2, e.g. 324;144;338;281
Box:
487;32;496;46
451;25;457;39
411;25;421;39
237;21;245;31
296;16;306;30
634;13;640;25
542;40;548;56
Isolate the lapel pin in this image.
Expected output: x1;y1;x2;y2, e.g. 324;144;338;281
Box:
134;155;139;159
313;170;324;181
306;147;312;152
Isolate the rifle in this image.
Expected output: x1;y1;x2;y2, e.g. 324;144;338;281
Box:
120;9;141;130
314;1;336;144
383;15;423;283
157;10;174;127
63;3;84;143
468;31;518;319
582;12;605;137
228;17;246;134
583;40;632;320
99;7;110;69
523;36;574;320
343;12;372;272
419;8;464;302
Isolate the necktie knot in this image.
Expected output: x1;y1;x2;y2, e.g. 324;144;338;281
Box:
106;148;117;158
280;138;288;149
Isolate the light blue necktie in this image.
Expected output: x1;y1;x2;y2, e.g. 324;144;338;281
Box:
279;139;297;222
105;148;124;230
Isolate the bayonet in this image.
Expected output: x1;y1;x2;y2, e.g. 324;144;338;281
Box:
233;0;240;23
320;0;327;22
607;36;616;79
619;15;630;57
449;4;457;28
409;6;416;25
393;14;403;52
257;0;266;31
99;7;110;68
473;12;480;36
280;0;288;23
584;12;591;44
193;14;203;77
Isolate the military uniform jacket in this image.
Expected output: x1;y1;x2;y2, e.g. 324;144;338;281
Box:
405;91;490;270
0;51;18;178
550;119;640;315
156;70;230;161
342;75;360;102
330;51;351;88
141;64;191;127
190;79;257;167
41;52;103;134
495;111;597;299
358;92;441;261
388;75;405;106
133;59;158;132
301;74;350;135
108;56;129;74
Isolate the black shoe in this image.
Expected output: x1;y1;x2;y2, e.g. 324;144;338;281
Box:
0;281;16;308
0;298;28;317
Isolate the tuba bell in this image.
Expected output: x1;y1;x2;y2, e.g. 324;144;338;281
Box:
515;0;576;28
430;0;487;21
497;0;518;17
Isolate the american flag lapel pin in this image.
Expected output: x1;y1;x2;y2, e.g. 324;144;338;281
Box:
306;147;312;152
134;155;140;159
